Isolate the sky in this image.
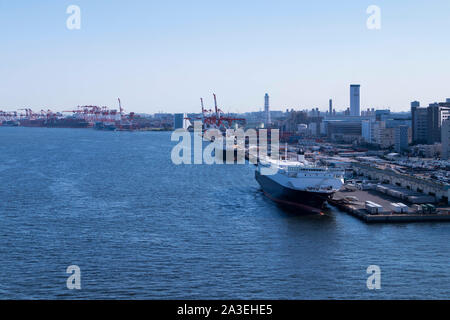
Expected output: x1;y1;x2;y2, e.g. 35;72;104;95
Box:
0;0;449;114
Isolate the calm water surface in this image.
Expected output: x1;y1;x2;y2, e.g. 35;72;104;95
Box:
0;127;449;299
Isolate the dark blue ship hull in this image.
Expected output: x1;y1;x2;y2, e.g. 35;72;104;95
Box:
255;170;331;211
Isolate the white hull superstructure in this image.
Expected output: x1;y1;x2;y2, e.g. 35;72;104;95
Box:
256;151;344;210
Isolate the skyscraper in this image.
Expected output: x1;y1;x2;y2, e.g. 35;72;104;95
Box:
411;101;420;144
427;102;450;144
442;119;450;159
350;84;360;116
329;99;332;114
411;101;428;144
264;93;271;126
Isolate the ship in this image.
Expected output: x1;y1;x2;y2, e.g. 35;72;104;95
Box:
1;120;19;127
255;150;344;212
18;119;46;127
94;121;116;131
44;117;90;128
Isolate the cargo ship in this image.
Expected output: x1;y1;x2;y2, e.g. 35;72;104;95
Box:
255;151;344;211
94;122;116;131
1;120;19;127
44;117;90;128
18;119;46;127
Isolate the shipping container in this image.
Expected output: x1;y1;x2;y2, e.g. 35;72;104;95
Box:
365;201;383;214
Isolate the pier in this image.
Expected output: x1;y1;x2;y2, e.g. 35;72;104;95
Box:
330;189;450;223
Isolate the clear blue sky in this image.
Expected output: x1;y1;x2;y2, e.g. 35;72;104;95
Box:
0;0;449;113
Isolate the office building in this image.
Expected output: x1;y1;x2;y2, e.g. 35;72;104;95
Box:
442;119;450;160
395;125;410;153
427;102;450;144
264;93;271;126
327;120;362;142
412;107;428;145
350;84;360;116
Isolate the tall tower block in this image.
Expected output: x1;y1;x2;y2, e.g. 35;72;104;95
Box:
350;84;360;116
264;93;271;125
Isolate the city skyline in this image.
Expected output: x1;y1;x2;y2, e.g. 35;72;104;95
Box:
1;0;450;113
1;84;445;116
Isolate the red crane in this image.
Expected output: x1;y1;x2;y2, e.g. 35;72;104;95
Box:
185;94;246;130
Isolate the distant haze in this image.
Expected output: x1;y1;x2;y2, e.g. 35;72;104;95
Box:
1;0;449;113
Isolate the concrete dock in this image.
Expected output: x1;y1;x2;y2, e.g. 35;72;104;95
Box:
330;189;450;223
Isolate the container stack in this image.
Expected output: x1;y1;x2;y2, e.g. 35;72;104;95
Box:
365;201;383;215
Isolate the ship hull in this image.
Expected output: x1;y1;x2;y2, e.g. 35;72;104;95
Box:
1;121;19;127
255;170;332;210
94;122;116;131
19;119;46;127
45;119;90;128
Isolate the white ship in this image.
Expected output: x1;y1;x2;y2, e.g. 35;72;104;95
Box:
255;151;344;211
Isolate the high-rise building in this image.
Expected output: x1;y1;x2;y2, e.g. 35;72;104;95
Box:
395;125;409;153
329;99;333;114
411;101;420;144
427;104;440;144
411;101;420;108
264;93;271;126
411;103;428;144
350;84;360;116
427;102;450;144
442;119;450;159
